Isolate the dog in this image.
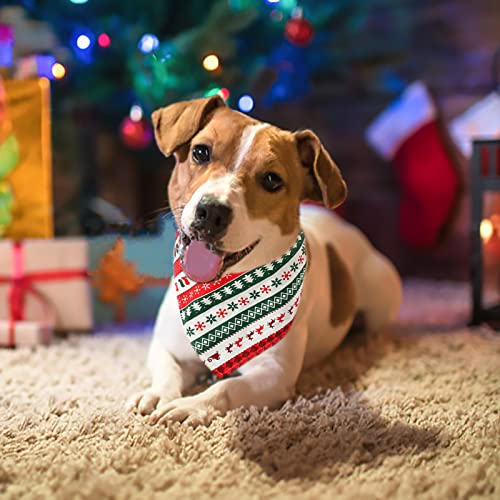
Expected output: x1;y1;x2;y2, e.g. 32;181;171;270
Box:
127;95;402;426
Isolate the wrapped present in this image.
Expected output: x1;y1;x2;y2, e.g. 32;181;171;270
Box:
0;23;14;68
0;76;19;235
0;320;51;348
14;54;56;80
90;217;176;325
0;239;92;344
2;78;52;238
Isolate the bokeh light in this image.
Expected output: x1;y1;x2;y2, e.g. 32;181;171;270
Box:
76;34;91;50
218;88;230;100
202;54;220;71
480;218;494;242
51;62;66;79
138;34;159;54
69;0;89;4
238;94;254;112
129;104;143;122
97;33;111;48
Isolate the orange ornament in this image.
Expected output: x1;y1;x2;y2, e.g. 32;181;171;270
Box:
91;238;170;323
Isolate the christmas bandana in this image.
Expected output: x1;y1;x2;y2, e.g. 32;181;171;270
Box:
174;232;307;378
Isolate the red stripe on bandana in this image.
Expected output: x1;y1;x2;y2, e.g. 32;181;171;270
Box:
211;321;294;378
174;258;242;310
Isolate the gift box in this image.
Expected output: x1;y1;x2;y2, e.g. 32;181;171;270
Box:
90;217;176;325
0;76;19;236
0;239;92;345
0;23;14;68
0;320;51;348
2;78;53;238
14;54;56;80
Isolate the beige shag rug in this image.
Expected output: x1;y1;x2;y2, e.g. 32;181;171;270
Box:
1;280;499;499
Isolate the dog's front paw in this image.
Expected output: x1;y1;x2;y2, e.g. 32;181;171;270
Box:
148;395;220;427
126;388;180;415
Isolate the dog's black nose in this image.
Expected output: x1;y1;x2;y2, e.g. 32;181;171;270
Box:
192;196;233;241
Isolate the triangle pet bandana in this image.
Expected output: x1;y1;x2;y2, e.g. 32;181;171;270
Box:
174;231;307;378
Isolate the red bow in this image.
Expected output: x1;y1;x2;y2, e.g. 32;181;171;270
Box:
0;241;88;346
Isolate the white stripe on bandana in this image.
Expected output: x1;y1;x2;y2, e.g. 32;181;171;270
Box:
174;232;307;378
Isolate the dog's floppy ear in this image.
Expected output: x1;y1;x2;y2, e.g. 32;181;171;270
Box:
152;95;226;158
295;129;347;209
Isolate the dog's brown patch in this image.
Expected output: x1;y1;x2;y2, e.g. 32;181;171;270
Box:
155;99;347;239
152;95;226;158
239;128;306;235
167;107;256;225
326;243;356;328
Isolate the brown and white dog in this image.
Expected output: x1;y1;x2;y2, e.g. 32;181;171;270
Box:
127;96;402;426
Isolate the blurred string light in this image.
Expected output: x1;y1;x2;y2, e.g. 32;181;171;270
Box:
266;0;280;4
129;104;143;122
204;87;220;97
204;87;230;101
51;62;66;79
76;34;91;50
238;94;254;112
218;88;230;101
97;33;111;48
69;0;89;4
202;54;219;71
138;34;159;54
480;218;494;243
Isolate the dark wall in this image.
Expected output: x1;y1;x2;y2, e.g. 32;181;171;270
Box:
256;0;499;280
53;0;499;280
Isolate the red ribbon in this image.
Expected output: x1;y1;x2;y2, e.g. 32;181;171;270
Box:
0;241;88;346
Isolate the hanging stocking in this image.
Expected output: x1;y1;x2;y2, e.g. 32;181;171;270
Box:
366;81;460;248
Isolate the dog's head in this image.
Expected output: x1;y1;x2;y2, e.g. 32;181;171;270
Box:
153;96;346;281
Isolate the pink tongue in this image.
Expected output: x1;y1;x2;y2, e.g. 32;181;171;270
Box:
183;240;223;283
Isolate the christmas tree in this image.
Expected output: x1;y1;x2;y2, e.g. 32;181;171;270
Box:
1;0;410;235
2;0;410;129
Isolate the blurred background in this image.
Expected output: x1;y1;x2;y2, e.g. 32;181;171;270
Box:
1;0;499;284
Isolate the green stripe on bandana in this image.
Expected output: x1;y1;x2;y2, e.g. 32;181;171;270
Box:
179;231;305;323
174;231;307;378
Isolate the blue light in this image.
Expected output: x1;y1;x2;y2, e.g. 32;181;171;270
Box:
238;94;254;113
76;34;91;50
70;0;89;4
266;0;280;4
138;34;159;54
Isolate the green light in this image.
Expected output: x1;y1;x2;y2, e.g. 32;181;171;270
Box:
204;87;221;97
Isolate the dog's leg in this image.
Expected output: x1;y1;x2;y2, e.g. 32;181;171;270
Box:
355;250;402;332
127;285;204;415
126;334;185;414
148;312;309;426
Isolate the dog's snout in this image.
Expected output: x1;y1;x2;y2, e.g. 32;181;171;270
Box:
192;196;233;240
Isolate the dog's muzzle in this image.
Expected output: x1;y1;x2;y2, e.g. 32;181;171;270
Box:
191;195;233;242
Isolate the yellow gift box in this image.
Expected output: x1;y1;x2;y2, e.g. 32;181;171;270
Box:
3;78;53;238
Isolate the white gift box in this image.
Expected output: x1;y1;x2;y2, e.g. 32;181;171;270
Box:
0;320;51;347
0;239;93;339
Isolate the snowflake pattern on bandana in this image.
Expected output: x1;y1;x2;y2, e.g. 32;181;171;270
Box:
174;232;307;378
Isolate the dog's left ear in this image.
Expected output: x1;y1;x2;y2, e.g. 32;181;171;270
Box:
295;130;347;209
152;95;226;158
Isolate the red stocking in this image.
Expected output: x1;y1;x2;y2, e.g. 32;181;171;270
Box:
366;81;460;248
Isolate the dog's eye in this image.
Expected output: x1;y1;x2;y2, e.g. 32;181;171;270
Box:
192;144;211;164
260;172;284;193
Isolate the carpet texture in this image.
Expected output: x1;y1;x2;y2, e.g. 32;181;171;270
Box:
1;280;499;499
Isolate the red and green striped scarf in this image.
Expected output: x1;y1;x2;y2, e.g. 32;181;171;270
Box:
174;231;307;378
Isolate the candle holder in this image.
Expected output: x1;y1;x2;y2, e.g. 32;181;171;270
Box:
470;139;500;327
